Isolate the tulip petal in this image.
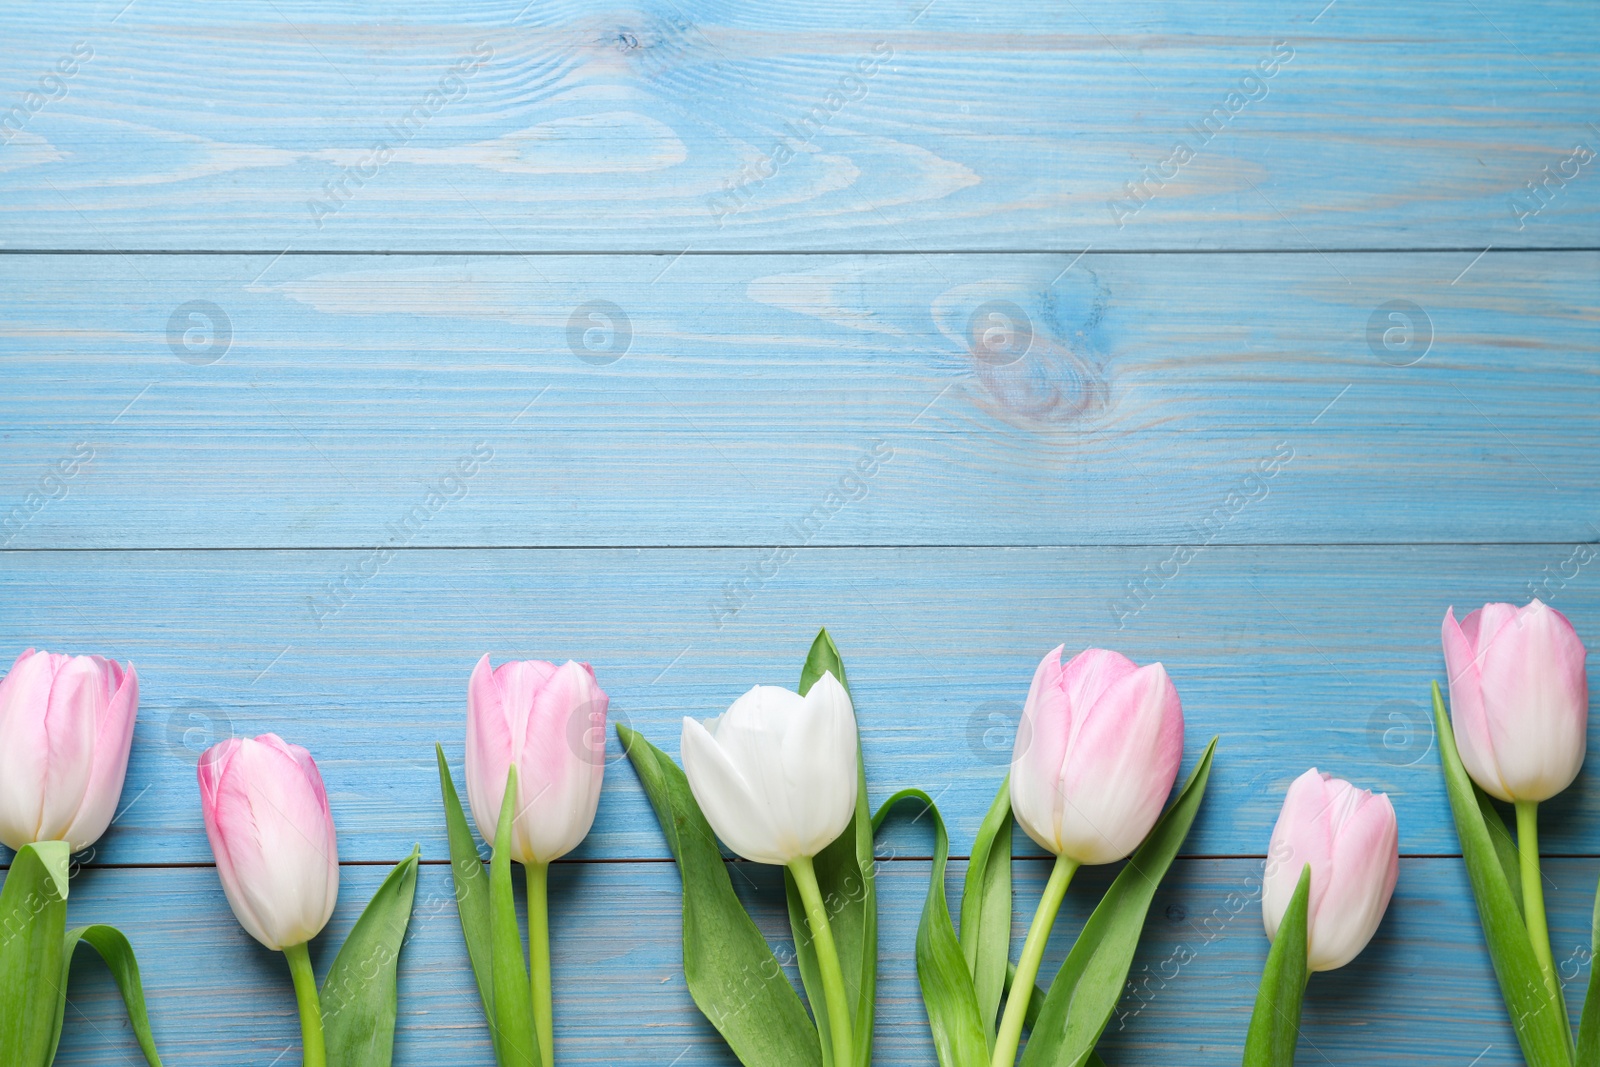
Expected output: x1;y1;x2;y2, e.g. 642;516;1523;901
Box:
35;656;102;843
1476;601;1589;802
1312;791;1398;971
1011;646;1068;855
782;671;858;857
1443;607;1510;801
0;650;53;849
1263;769;1334;944
465;653;513;850
1053;662;1183;865
517;660;607;862
60;663;139;852
681;714;787;865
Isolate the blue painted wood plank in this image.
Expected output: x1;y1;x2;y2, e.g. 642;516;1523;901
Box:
1;544;1595;863
2;1;1596;251
2;251;1595;548
43;856;1597;1065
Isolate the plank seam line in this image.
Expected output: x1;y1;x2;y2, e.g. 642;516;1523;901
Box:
3;542;1596;554
2;248;1598;257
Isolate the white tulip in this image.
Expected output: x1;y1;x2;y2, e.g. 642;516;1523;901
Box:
680;671;858;866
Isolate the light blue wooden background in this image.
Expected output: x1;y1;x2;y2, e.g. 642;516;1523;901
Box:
2;0;1598;1063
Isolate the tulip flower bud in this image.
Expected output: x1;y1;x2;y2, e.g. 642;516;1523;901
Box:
1262;768;1398;972
465;655;608;865
1010;646;1184;865
1441;599;1589;803
198;735;339;951
0;649;139;852
681;672;858;866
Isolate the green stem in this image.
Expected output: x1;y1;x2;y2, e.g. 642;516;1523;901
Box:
1516;800;1563;1012
991;853;1078;1067
283;941;326;1067
788;854;855;1067
526;861;555;1067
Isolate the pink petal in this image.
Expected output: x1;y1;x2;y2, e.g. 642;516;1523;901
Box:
1442;607;1507;798
465;654;514;846
61;661;139;851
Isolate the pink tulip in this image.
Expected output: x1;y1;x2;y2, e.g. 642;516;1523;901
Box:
1010;646;1184;865
0;649;139;852
465;655;608;864
1262;768;1398;972
198;735;339;950
1442;599;1589;803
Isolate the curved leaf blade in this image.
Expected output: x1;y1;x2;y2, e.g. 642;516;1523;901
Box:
961;776;1014;1048
490;770;539;1067
0;840;70;1067
1433;683;1573;1065
1577;868;1600;1066
621;722;823;1067
1020;738;1217;1067
874;789;988;1067
436;743;496;1028
322;847;421;1067
51;925;163;1066
1242;864;1309;1066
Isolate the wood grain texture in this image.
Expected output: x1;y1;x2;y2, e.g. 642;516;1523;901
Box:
0;544;1595;864
5;2;1599;1060
2;1;1597;251
2;251;1596;548
45;857;1599;1065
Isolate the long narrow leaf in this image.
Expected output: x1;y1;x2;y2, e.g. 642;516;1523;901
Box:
48;924;163;1067
436;744;496;1027
1577;869;1600;1066
490;770;539;1067
1020;738;1217;1067
1241;864;1310;1066
1433;683;1573;1066
1478;788;1524;920
961;776;1014;1048
1000;964;1109;1067
0;840;70;1067
874;789;987;1067
621;723;823;1067
322;847;421;1067
787;628;875;1067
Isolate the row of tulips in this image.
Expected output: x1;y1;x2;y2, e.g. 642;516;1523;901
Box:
0;598;1588;1066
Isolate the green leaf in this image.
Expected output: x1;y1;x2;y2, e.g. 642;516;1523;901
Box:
621;722;823;1067
787;629;875;1067
490;769;539;1067
961;776;1014;1048
1020;738;1217;1067
873;790;987;1067
47;925;164;1067
0;840;71;1067
1434;683;1574;1066
1478;789;1524;921
436;744;496;1027
1577;868;1600;1067
798;626;850;698
321;847;421;1067
1000;963;1114;1067
1242;864;1310;1066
